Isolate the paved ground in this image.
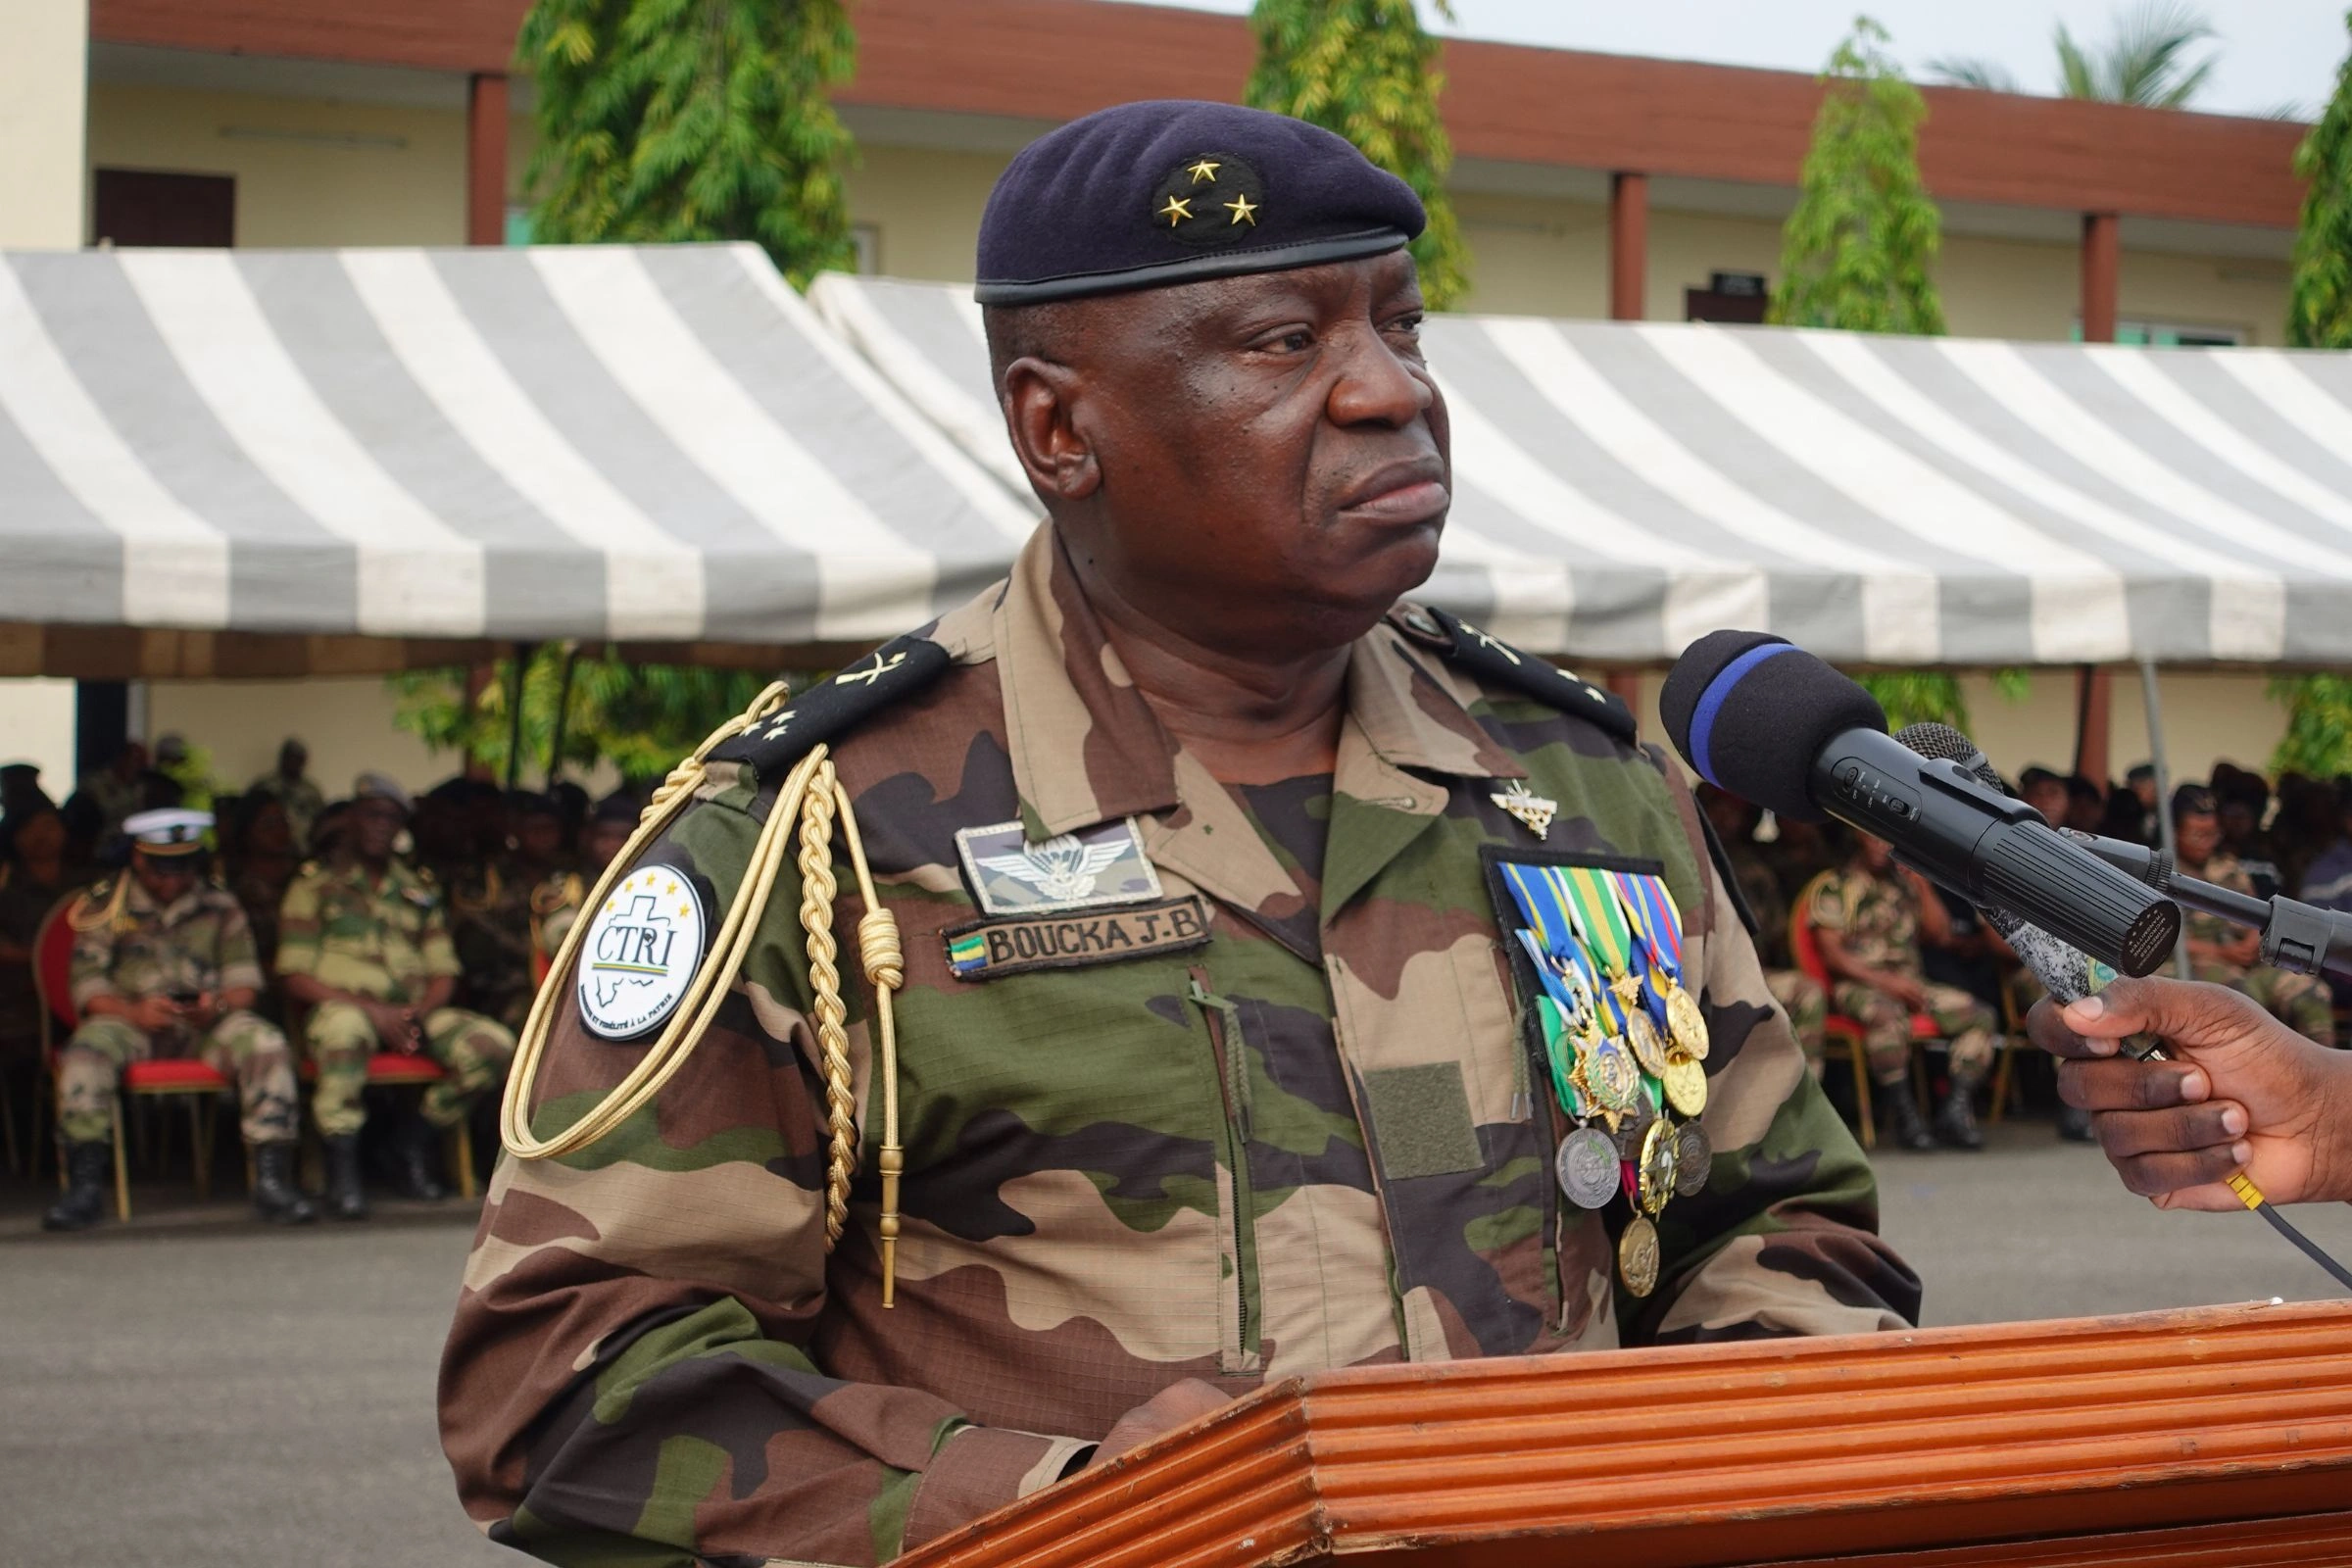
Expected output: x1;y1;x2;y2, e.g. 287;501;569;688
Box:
5;1121;2351;1567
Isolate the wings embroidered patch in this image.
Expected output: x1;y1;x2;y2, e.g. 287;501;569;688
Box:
954;816;1163;915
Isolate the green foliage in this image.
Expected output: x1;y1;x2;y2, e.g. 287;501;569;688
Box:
2289;11;2352;351
388;650;776;787
517;0;858;287
2270;675;2352;779
1246;0;1471;309
1770;17;1946;335
1923;57;2022;93
2055;1;2215;109
1852;669;2032;735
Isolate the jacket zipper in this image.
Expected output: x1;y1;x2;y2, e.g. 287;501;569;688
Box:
1188;969;1256;1363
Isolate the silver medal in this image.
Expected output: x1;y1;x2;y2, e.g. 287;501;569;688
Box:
1555;1125;1622;1210
1674;1122;1712;1197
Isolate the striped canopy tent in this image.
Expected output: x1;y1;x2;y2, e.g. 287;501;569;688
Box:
0;244;1037;678
810;273;2352;670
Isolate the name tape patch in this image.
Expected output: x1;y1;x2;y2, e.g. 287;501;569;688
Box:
576;865;709;1040
945;896;1212;982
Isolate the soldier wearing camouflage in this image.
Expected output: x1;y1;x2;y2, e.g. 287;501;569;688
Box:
2170;788;2332;1047
1804;835;1997;1150
451;793;567;1034
277;778;514;1216
44;808;313;1230
440;99;1916;1567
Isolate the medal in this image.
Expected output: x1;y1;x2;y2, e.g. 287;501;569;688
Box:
1623;1007;1670;1078
1576;1029;1642;1123
1664;983;1710;1062
1610;1094;1655;1161
1555;1125;1620;1210
1618;1213;1661;1298
1637;1116;1678;1217
1661;1053;1709;1117
1674;1123;1712;1197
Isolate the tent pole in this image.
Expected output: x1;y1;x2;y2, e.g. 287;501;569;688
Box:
505;643;530;792
546;644;580;788
2139;658;2188;976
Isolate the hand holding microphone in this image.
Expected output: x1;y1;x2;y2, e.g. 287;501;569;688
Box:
2032;977;2352;1212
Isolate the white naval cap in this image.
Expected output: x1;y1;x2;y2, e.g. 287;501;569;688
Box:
123;807;214;855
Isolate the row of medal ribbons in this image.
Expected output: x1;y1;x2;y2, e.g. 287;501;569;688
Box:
1499;860;1713;1298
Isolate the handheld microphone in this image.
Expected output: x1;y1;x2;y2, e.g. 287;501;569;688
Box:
1660;631;2180;977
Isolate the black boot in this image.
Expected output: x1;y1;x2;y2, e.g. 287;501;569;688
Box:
250;1143;317;1225
41;1141;112;1232
1882;1080;1936;1152
1936;1083;1985;1150
322;1134;369;1220
2056;1102;2096;1143
392;1116;449;1202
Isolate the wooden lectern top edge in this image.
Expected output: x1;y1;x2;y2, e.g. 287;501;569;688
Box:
899;1300;2352;1568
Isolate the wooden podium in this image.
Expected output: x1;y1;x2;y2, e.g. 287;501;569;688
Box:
900;1300;2352;1568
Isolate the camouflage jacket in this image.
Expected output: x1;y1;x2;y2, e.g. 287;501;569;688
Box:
1805;863;1922;979
276;858;460;1004
71;877;264;1013
442;525;1917;1568
2181;853;2258;967
530;869;588;960
450;859;543;1012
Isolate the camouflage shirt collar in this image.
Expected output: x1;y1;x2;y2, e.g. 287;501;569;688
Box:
122;876;213;926
992;525;1522;841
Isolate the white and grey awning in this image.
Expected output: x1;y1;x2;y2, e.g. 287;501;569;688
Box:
812;272;2352;667
0;244;1037;654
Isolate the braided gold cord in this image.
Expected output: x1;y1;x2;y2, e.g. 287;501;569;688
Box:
501;673;913;1304
797;761;858;1248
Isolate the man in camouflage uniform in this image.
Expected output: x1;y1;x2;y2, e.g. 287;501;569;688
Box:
2170;785;2332;1046
530;791;637;963
1806;829;1997;1152
451;791;566;1034
441;102;1918;1568
1698;785;1828;1072
43;808;314;1230
278;775;514;1219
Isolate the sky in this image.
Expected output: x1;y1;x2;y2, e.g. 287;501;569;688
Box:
1103;0;2350;119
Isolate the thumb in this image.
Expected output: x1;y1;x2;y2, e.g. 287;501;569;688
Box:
2063;975;2263;1049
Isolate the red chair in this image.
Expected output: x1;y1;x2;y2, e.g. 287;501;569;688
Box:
286;1001;477;1200
32;889;235;1220
1788;872;1940;1153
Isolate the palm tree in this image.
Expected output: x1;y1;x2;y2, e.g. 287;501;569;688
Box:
1928;1;2218;110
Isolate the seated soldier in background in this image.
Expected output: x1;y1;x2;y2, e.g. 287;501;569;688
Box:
2299;779;2352;912
276;775;516;1219
2017;766;2067;830
1806;828;1998;1152
2211;765;2282;900
0;799;96;1064
1697;785;1828;1070
2063;774;2105;835
225;793;304;977
246;737;324;851
43;808;314;1231
530;790;638;962
451;790;566;1034
2170;785;2332;1047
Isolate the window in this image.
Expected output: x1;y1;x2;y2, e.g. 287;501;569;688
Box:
2076;317;2247;348
1685;270;1768;324
91;170;235;248
852;222;881;275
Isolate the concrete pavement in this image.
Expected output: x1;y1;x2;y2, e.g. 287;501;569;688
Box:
4;1122;2351;1566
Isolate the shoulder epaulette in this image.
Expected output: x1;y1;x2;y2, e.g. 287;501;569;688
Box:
1393;605;1637;744
710;632;954;773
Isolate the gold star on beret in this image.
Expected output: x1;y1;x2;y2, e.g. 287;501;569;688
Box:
1225;193;1258;225
1187;159;1221;184
1158;194;1194;226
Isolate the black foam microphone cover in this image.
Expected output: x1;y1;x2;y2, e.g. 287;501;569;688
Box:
1659;630;1888;822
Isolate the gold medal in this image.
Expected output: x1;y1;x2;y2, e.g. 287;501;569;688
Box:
1661;1053;1708;1117
1575;1028;1642;1123
1618;1212;1661;1298
1637;1116;1678;1217
1623;1007;1670;1078
1664;980;1709;1062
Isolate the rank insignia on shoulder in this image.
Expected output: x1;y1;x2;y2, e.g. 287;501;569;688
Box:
945;896;1212;982
1405;604;1637;744
956;816;1162;916
574;861;710;1041
709;632;953;773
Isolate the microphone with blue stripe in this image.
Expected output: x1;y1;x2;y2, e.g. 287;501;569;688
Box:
1660;630;2179;978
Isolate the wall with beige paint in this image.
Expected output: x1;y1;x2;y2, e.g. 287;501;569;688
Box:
1;0;88;250
1454;189;1607;317
145;679;446;801
86;82;470;247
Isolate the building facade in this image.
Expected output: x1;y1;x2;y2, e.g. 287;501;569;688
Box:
4;0;2326;791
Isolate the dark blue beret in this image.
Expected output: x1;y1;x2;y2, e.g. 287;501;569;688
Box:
975;100;1426;306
